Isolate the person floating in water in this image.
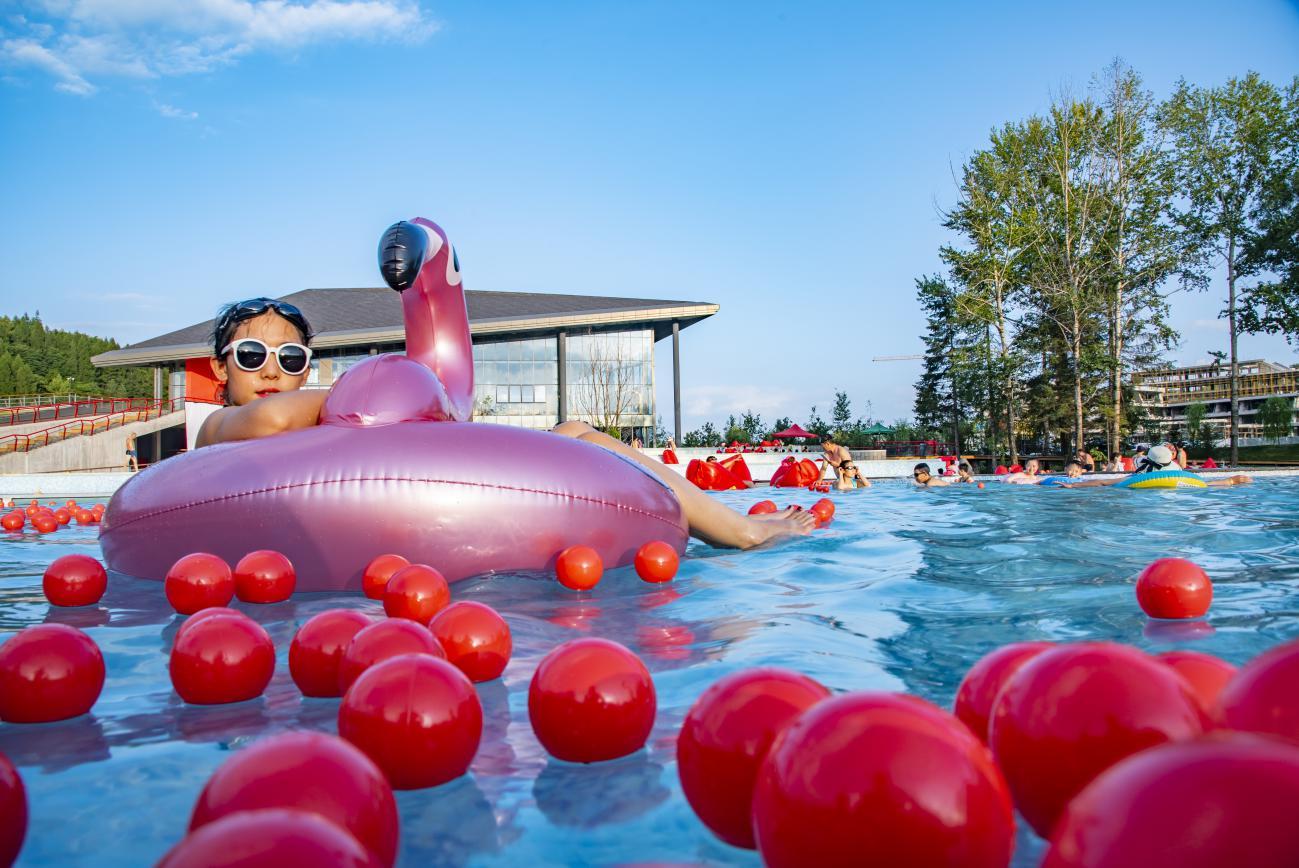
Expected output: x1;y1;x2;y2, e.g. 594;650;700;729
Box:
912;462;950;487
196;297;815;549
1056;445;1252;488
1003;458;1045;484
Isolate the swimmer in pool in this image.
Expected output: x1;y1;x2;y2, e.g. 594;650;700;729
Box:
1056;445;1252;488
1036;460;1086;485
835;460;871;490
912;462;950;487
196;298;815;548
1003;458;1045;484
955;461;976;484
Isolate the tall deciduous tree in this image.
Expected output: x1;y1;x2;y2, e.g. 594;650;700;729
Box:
1160;72;1291;465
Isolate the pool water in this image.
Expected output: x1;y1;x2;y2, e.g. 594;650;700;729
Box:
3;478;1299;866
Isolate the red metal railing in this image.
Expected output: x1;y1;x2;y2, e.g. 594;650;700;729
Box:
0;396;152;426
0;397;186;455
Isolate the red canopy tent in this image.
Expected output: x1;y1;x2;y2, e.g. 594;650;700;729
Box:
772;425;818;439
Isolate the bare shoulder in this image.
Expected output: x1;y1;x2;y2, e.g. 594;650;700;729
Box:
195;406;235;449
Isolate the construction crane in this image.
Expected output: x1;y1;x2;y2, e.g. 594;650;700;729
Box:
871;354;923;362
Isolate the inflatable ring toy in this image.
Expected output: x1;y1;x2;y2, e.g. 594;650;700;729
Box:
1113;469;1208;490
101;218;688;592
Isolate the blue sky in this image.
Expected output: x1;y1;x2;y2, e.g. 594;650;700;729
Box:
2;1;1297;430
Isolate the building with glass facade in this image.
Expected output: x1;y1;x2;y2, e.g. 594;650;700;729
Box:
93;287;717;450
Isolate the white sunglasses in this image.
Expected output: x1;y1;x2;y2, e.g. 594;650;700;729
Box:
220;338;313;375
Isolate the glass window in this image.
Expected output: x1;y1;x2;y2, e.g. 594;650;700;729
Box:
510;385;522;403
497;385;509;403
534;384;546;403
522;385;534;403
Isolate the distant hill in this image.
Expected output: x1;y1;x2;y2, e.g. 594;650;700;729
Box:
0;315;152;398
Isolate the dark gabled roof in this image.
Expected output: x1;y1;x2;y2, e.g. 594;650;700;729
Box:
92;287;718;367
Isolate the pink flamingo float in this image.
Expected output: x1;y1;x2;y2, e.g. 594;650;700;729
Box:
101;218;688;592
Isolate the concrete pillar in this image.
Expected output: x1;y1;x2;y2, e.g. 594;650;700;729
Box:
152;367;163;401
557;331;567;423
672;320;682;443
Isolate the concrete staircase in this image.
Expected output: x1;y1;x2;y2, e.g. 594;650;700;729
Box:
0;411;183;474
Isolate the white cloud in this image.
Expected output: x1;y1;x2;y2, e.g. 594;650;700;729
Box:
153;100;196;119
1;1;437;94
1191;318;1229;332
683;384;805;423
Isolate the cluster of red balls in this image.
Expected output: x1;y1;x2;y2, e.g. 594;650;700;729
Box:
673;559;1299;866
748;497;835;528
2;499;105;533
552;539;681;590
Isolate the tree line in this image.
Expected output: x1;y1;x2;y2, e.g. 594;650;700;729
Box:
915;61;1298;465
0;314;153;399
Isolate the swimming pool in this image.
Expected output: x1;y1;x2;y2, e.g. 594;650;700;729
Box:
3;478;1298;866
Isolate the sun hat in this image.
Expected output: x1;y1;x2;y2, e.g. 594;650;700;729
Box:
1147;445;1174;468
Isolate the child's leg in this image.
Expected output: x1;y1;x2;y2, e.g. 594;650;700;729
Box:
552;421;814;548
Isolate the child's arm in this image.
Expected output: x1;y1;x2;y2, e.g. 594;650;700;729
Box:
196;391;328;448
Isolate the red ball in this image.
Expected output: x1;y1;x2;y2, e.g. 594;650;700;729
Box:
1;511;23;531
234;550;296;603
159;808;381;868
382;564;450;625
954;641;1054;743
555;545;603;591
42;554;108;607
752;692;1015;868
678;668;831;848
175;607;245;642
809;498;835;527
0;750;27;867
189;731;398;867
338;618;444;693
1157;650;1238;716
52;508;72;526
0;623;105;723
747;500;778;516
989;642;1207;836
429;601;512;683
362;554;409;601
1043;735;1299;868
1135;557;1212;619
633;541;679;584
1216;637;1299;744
528;637;655;763
165;553;235;615
169;613;275;705
32;514;58;533
74;509;95;525
339;654;482;790
290;609;373;697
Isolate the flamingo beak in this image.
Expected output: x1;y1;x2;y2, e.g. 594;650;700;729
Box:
378;220;427;292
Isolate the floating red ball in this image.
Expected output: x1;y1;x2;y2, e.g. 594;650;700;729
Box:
339;654;482;790
189;731;398;867
528;637;655;763
809;498;835;527
362;554;409;601
555;545;603;591
0;623;105;723
1135;557;1212;619
175;607;245;642
1216;637;1299;744
1043;735;1299;868
165;553;234;615
233;550;296;603
159;808;381;868
74;509;95;525
1157;650;1238;716
31;515;57;533
290;609;372;697
169;613;275;705
633;541;679;584
52;508;72;526
42;554;108;607
954;641;1054;743
989;642;1207;836
429;601;511;683
1;511;23;532
747;500;778;516
338;618;444;693
751;692;1015;868
382;564;450;625
678;667;831;848
0;750;27;867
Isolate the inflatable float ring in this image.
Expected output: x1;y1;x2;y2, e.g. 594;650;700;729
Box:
1113;469;1208;490
100;218;688;592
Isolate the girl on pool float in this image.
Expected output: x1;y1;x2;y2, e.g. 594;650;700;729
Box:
197;298;815;548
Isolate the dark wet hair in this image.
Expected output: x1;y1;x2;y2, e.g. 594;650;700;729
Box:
212;297;313;357
1066;459;1083;470
958;461;972;473
914;462;930;474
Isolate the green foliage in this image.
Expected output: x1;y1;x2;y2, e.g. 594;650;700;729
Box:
830;391;852;433
1185;402;1211;450
804;406;830;439
1259;396;1294;441
683;421;721;448
0;314;152;398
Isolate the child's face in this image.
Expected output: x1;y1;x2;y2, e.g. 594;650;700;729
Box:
210;312;310;407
